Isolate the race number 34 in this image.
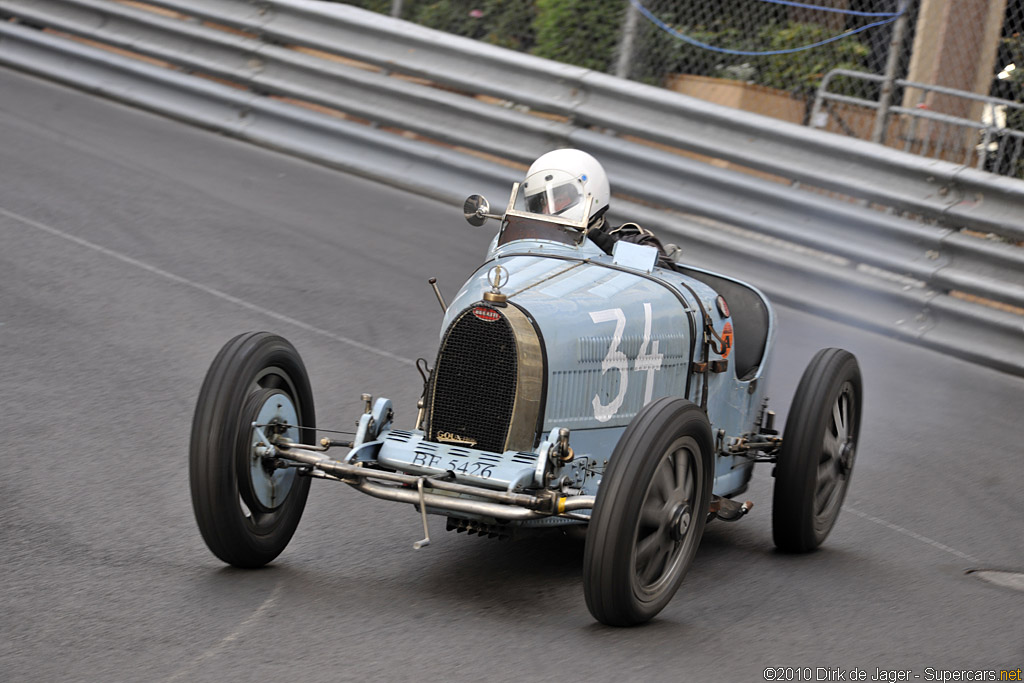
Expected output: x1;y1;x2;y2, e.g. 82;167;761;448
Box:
589;303;663;422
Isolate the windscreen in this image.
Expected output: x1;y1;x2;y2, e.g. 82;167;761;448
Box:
497;214;581;247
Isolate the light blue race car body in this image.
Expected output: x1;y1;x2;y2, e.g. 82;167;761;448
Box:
188;180;859;625
350;187;777;527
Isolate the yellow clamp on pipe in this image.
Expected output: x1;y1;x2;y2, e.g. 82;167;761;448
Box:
558;497;567;514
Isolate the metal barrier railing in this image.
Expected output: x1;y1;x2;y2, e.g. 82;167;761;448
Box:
811;68;1024;175
1;0;1022;375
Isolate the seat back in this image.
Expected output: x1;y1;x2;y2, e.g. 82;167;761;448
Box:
674;267;770;381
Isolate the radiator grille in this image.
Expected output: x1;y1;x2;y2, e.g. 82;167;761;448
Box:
428;307;518;453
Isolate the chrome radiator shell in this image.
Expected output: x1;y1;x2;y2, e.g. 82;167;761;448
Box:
426;303;544;453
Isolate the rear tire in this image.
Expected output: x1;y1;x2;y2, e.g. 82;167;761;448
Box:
772;348;861;553
190;332;315;567
583;398;713;626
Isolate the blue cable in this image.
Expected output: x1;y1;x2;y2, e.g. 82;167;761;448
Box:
630;0;903;57
753;0;901;18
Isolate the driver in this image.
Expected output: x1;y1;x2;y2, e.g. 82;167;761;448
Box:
522;148;668;258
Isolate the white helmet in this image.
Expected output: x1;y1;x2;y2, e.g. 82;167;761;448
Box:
522;149;610;225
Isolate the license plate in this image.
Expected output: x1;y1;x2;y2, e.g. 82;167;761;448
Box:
378;430;539;491
411;451;496;479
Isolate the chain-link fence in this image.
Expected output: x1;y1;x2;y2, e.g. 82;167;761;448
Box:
331;0;1024;178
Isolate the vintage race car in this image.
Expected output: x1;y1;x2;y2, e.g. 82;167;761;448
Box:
189;182;862;626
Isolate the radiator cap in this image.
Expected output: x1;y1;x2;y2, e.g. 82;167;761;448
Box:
484;264;509;304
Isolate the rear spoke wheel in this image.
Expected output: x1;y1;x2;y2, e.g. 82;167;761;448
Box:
773;348;861;553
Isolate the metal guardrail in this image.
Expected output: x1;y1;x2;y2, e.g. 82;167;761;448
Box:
1;0;1022;375
811;68;1024;173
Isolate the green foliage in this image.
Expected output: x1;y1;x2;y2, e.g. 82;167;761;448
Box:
481;0;536;51
334;0;392;13
756;22;870;95
325;1;872;97
407;0;536;51
998;35;1024;97
631;18;869;97
410;1;487;36
632;20;751;85
531;0;622;72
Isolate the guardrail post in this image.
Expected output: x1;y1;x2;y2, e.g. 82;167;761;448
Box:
871;0;911;145
614;0;639;79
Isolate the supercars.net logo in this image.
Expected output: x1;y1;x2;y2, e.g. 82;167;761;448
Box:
763;668;1022;682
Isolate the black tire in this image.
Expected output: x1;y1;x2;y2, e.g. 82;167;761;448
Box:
583;398;713;626
189;332;315;567
773;348;862;553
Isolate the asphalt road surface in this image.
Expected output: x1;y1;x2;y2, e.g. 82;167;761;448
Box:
2;67;1021;682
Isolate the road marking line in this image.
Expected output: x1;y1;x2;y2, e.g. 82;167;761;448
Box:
752;469;980;563
165;582;283;682
0;205;416;366
3;204;988;566
842;504;980;563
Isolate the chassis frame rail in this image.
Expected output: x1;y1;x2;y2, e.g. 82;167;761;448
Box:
277;443;596;521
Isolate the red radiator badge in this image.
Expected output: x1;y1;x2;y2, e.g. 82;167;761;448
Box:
472;306;501;322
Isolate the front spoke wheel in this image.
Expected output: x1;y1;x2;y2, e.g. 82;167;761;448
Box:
584;398;713;626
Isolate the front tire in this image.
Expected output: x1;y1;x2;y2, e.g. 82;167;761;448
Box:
190;332;316;567
772;348;862;553
583;398;713;626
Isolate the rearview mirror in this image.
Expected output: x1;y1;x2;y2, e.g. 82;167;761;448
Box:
463;195;492;227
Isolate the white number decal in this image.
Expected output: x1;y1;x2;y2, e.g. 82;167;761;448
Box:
635;302;664;405
589;304;664;422
589;308;628;423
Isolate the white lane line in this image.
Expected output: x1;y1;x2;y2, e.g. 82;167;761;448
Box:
165;582;283;682
0;206;416;366
4;204;988;565
752;469;980;563
842;504;981;564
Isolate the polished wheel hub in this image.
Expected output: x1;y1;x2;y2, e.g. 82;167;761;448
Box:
249;390;299;510
838;441;855;475
670;503;692;542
